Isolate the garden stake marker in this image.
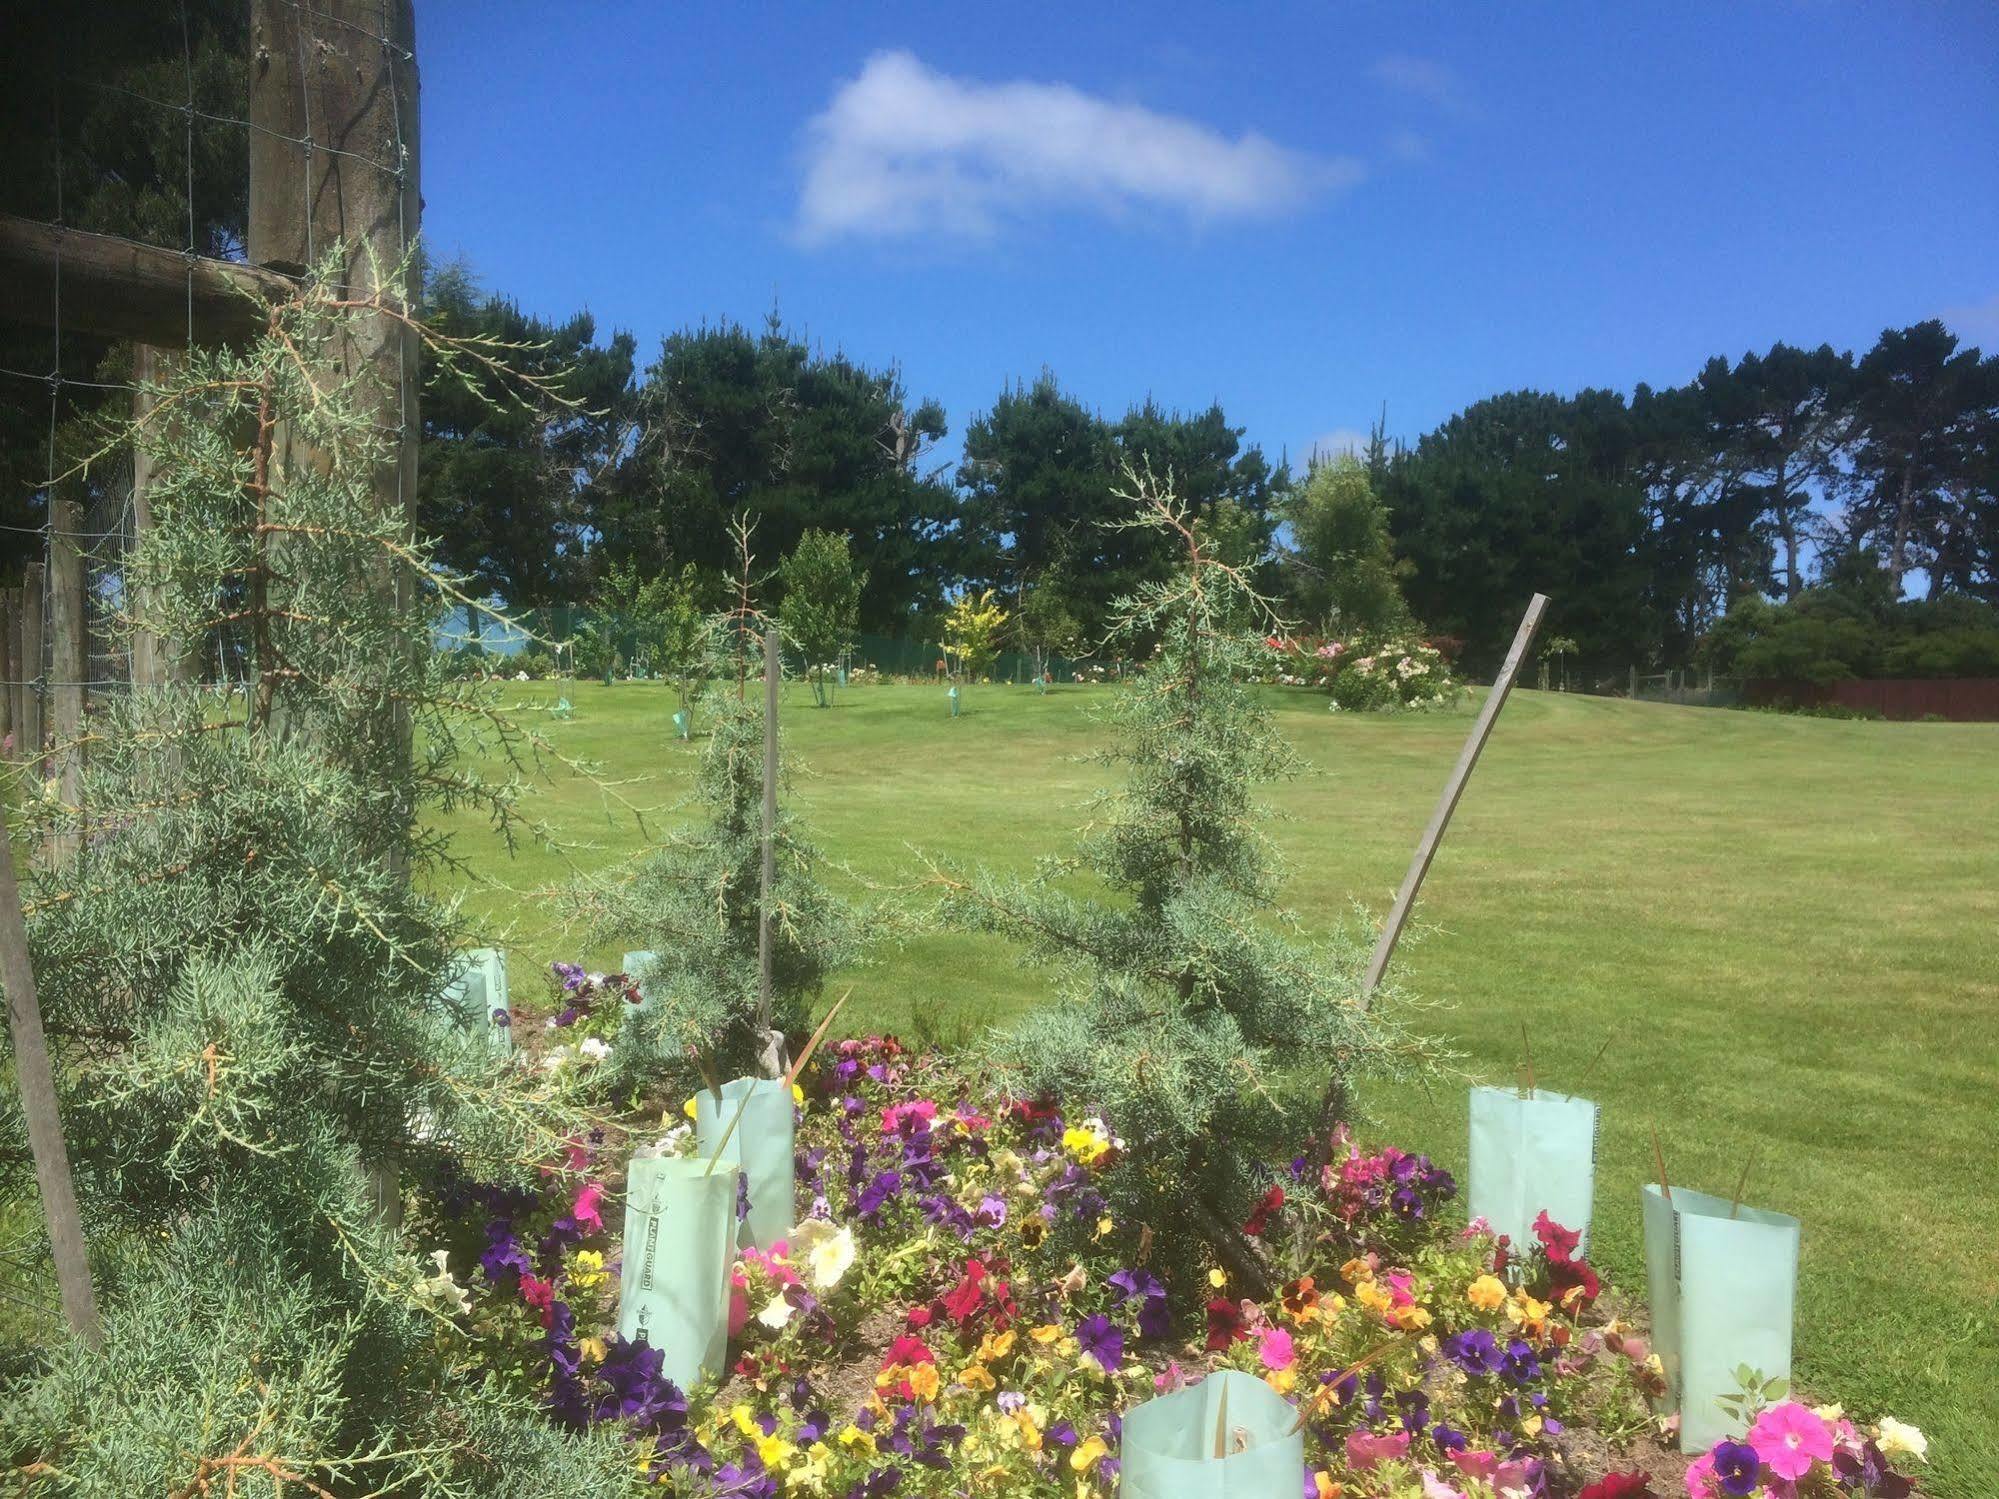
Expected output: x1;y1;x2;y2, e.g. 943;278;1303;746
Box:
1728;1147;1757;1220
1651;1126;1672;1203
1576;1030;1618;1090
704;986;852;1178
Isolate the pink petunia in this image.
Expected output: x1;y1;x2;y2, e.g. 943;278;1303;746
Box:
1346;1430;1412;1470
1450;1449;1499;1483
572;1181;604;1236
1258;1327;1295;1372
1682;1451;1718;1499
1749;1401;1834;1481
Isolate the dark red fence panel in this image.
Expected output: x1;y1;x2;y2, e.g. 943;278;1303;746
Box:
1742;678;1999;721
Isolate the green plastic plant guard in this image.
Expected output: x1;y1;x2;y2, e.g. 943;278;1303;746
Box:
622;950;656;1018
1640;1183;1799;1452
696;1076;795;1250
673;709;689;740
1467;1085;1598;1257
948;684;960;718
617;1152;736;1395
552;696;573;720
1121;1370;1304;1499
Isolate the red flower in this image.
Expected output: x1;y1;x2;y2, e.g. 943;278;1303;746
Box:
905;1306;933;1329
1204;1297;1248;1351
1532;1210;1581;1260
1548;1253;1601;1306
1577;1474;1652;1499
941;1259;988;1324
1242;1184;1285;1237
882;1334;934;1368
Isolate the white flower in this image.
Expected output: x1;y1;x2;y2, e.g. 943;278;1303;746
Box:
756;1292;795;1330
420;1248;472;1316
789;1218;857;1290
578;1036;611;1061
1876;1416;1927;1462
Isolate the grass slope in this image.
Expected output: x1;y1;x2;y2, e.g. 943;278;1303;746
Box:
436;679;1998;1491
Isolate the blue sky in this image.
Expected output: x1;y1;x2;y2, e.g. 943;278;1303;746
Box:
421;1;1999;470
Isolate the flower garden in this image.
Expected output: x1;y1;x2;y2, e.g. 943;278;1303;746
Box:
422;992;1929;1499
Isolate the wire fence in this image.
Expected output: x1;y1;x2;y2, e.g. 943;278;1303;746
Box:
0;0;417;765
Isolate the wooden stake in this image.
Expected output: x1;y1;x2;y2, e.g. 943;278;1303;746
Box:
0;801;101;1348
706;987;851;1178
1361;594;1548;1000
1651;1126;1672;1204
756;625;780;1073
1576;1030;1616;1090
1728;1147;1757;1220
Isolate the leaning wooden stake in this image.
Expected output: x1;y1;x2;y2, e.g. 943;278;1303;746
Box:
756;626;781;1075
1360;593;1549;1000
0;801;101;1349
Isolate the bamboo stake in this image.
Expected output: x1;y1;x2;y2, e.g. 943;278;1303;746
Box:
1576;1030;1616;1090
1651;1126;1672;1204
705;987;852;1177
756;626;779;1074
1213;1381;1229;1459
1728;1147;1757;1220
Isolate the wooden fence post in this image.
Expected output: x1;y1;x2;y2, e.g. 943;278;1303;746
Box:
1361;593;1549;999
0;801;101;1348
20;563;45;778
128;343;185;688
47;488;86;860
1;587;16;745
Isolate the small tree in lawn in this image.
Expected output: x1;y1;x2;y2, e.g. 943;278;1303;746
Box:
930;467;1421;1294
1016;565;1084;683
777;528;863;708
943;589;1010;694
587;538;853;1087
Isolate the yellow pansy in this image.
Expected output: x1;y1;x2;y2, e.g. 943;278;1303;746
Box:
571;1249;608;1291
838;1424;876;1455
1341;1257;1374;1285
977;1328;1017;1362
1465;1274;1507;1312
682;1095;698;1119
1208;1267;1228;1289
1070;1435;1108;1473
755;1433;795;1471
1093;1215;1114;1240
1014;1408;1043;1452
960;1363;996;1391
1029;1323;1065;1344
908;1363;940;1402
578;1334;607;1366
730;1404;761;1439
791;1082;806;1107
1266;1367;1297;1394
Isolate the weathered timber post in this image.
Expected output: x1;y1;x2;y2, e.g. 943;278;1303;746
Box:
1;587;16;744
20;563;45;778
249;0;421;1225
0;801;101;1348
128;344;187;688
46;485;86;859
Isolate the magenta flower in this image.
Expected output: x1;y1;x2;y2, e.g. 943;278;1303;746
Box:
1748;1401;1834;1481
1257;1326;1295;1372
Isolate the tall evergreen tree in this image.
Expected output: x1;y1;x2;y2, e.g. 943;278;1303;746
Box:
932;470;1416;1293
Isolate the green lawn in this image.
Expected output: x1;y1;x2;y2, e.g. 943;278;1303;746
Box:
437;679;1999;1491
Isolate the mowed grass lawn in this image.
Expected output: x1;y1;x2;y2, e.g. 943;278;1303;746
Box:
434;680;1999;1491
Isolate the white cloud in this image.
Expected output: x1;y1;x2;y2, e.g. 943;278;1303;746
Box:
795;51;1359;245
1371;53;1469;114
1302;428;1372;464
1942;291;1999;345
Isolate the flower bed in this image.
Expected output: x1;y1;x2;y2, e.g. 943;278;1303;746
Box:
412;1015;1927;1498
1256;634;1464;711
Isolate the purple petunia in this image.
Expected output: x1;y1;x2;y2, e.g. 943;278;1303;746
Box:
1076;1312;1124;1372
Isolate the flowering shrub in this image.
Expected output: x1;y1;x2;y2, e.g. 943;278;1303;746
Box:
1256;633;1464;710
391;1026;1945;1499
1328;637;1463;712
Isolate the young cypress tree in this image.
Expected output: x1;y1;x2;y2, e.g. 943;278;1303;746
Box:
0;253;629;1493
587;532;852;1090
932;470;1425;1293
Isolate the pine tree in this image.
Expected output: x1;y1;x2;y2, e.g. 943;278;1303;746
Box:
931;468;1423;1293
1;250;628;1494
